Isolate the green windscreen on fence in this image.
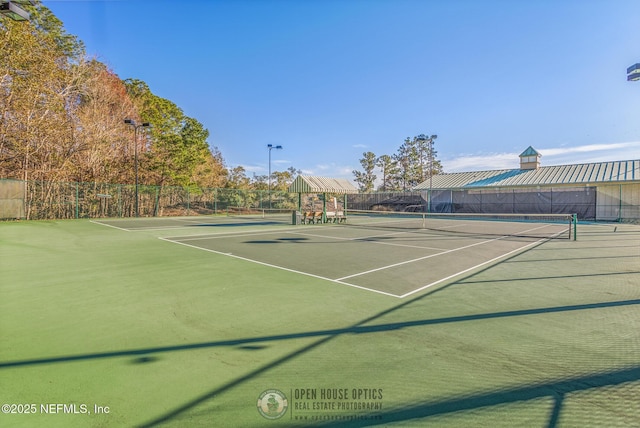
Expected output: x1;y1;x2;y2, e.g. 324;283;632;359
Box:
1;178;637;223
0;180;24;219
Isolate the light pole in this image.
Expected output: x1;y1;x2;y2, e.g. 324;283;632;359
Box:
267;144;282;209
0;0;34;21
416;134;437;212
124;119;150;217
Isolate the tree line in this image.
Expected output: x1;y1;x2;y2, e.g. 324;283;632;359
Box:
352;134;443;192
2;2;440;199
0;2;300;194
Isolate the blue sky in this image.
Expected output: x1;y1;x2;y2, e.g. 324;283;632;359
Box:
44;0;640;181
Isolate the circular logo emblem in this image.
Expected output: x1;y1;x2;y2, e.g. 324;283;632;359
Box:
257;389;288;420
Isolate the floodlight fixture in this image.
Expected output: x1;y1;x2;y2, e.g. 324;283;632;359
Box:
627;63;640;82
0;0;32;21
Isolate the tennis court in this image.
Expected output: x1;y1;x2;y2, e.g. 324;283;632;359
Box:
94;210;576;298
2;214;639;427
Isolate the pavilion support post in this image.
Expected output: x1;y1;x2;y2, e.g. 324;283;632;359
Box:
322;193;327;223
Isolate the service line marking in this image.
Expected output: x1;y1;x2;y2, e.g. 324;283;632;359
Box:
287;230;450;251
159;236;401;298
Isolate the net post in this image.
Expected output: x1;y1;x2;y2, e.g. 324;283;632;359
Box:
572;214;577;241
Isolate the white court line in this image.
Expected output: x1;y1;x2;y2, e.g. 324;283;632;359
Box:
349;217;472;231
122;226;193;232
167;217;219;223
399;233;562;298
288;230;450;251
90;220;132;232
91;218;317;236
90;219;208;232
161;222;561;298
158;236;401;298
168;226;322;241
90;215;300;233
335;236;504;280
335;223;557;281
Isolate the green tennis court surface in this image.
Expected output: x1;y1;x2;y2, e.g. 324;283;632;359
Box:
158;225;571;298
1;218;639;427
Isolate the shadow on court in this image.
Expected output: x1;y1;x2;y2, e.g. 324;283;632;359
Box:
3;222;638;427
2;291;639;427
310;365;640;427
2;298;639;371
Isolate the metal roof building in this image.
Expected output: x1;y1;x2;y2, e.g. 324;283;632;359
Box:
413;147;640;221
415;160;640;190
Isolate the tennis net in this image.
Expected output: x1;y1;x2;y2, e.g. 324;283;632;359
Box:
342;209;577;240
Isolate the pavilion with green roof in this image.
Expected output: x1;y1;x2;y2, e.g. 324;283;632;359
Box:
288;175;358;223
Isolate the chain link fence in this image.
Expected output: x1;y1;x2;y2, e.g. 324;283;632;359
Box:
0;179;298;220
1;179;639;221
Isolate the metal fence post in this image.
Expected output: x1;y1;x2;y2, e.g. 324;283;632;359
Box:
75;182;79;219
